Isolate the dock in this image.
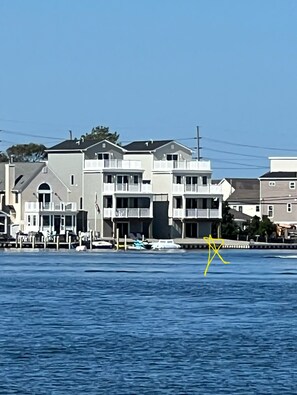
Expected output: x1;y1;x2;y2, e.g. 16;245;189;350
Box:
1;237;297;250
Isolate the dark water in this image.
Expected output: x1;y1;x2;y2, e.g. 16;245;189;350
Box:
0;249;297;394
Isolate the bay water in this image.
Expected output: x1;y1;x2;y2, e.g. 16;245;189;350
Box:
0;249;296;394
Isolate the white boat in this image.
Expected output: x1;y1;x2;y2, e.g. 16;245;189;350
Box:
151;239;181;250
92;240;114;249
76;245;87;252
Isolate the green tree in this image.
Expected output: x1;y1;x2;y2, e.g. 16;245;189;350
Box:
6;143;47;162
258;215;276;237
80;126;120;144
0;152;9;162
220;202;238;238
245;215;261;238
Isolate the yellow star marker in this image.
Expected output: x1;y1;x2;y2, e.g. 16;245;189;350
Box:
203;235;230;276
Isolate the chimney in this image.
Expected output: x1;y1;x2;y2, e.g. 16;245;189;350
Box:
5;162;16;206
69;130;73;140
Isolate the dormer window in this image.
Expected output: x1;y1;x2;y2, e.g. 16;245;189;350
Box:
167;154;178;161
97;153;110;160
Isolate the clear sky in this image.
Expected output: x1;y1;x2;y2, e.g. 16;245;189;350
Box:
1;0;297;178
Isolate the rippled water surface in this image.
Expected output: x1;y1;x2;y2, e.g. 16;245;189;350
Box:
0;249;297;394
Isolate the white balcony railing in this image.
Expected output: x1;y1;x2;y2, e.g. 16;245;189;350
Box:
172;208;221;219
154;160;211;171
103;208;152;218
84;159;142;171
172;184;222;194
25;202;77;212
103;183;152;193
186;208;221;218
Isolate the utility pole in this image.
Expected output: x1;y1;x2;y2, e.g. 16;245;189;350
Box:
196;125;201;161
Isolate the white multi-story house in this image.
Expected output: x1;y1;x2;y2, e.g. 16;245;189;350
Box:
123;140;222;238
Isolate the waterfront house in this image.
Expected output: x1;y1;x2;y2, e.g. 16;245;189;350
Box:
219;178;260;218
46;138;154;238
1;161;78;237
2;137;223;239
123;140;222;238
259;157;297;233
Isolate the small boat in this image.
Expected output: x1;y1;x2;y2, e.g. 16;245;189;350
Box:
76;245;87;252
151;239;181;251
92;239;114;249
128;239;147;250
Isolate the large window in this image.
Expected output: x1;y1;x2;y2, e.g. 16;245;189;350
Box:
268;205;274;218
167;154;178;161
117;175;128;184
38;183;51;206
97;153;110;160
186;176;198;185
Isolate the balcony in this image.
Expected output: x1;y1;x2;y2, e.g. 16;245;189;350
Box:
154;160;211;171
25;202;77;212
103;183;152;193
172;184;222;194
84;159;142;171
172;208;221;219
103;208;152;218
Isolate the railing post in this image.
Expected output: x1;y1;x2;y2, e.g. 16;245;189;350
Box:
116;228;119;251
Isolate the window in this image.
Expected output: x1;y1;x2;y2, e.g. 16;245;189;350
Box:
268;205;274;217
65;216;72;227
133;175;139;184
15;193;19;204
43;215;50;226
105;196;113;208
70;174;75;186
175;176;182;184
0;215;5;233
106;175;113;183
269;181;276;187
33;215;36;226
289;182;296;189
117;175;128;184
186;176;198;185
256;205;260;212
167;154;178;161
97;153;110;160
174;197;182;209
80;197;83;210
202;176;207;185
287;203;292;213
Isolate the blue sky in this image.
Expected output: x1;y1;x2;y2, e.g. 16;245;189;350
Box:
1;0;297;178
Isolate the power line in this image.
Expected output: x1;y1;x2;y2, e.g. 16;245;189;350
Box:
203;147;267;159
0;129;64;141
203;136;297;152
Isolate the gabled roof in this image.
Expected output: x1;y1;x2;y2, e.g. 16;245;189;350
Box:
123;140;174;152
259;171;297;178
229;208;253;221
14;162;45;192
225;178;260;204
0;162;45;192
46;139;124;153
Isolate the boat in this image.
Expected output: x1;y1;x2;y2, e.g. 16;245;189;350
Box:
76;245;87;252
92;239;114;249
151;239;181;251
128;239;148;250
